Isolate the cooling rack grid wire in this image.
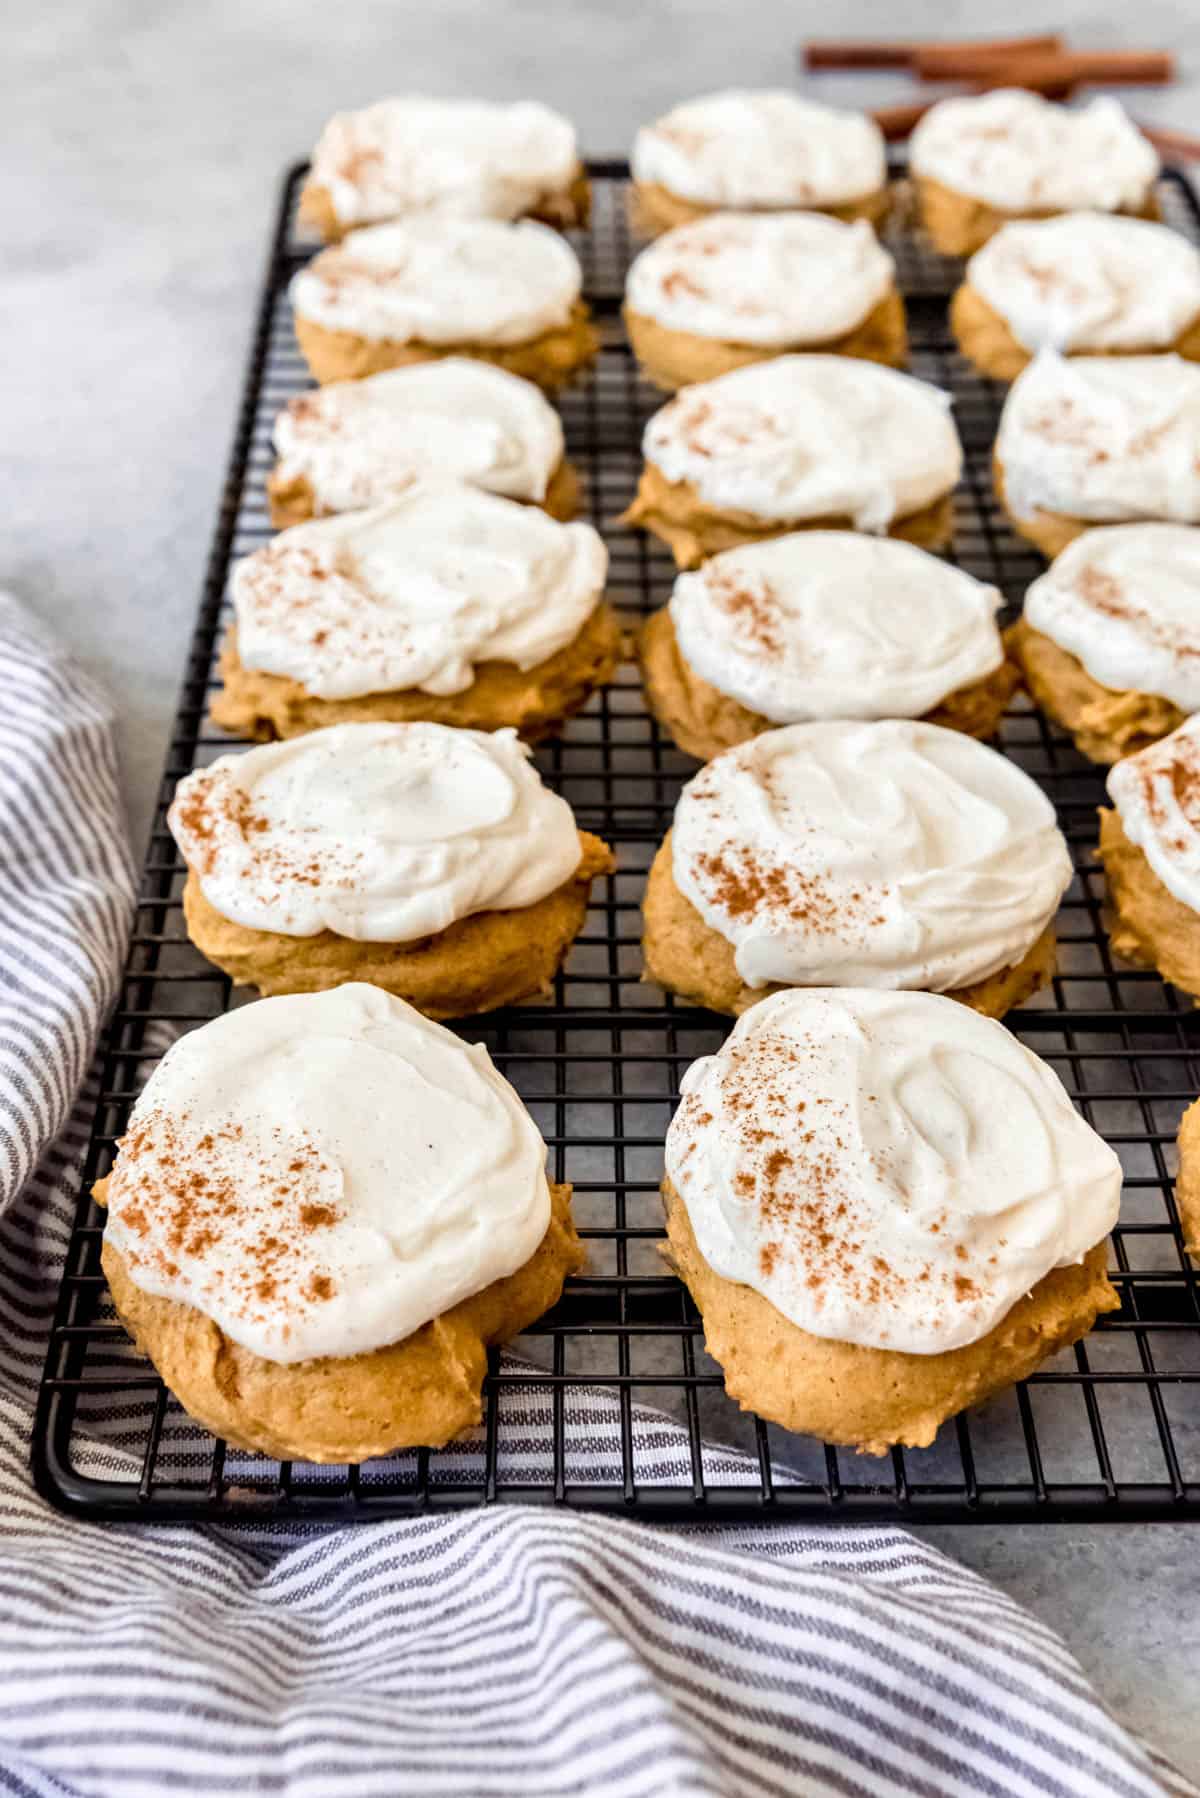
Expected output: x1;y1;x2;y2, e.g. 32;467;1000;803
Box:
31;161;1200;1523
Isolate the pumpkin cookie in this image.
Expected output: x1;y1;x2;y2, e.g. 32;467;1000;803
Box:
630;90;888;237
910;90;1159;256
268;361;579;527
624;212;905;391
291;218;597;389
1011;525;1200;764
299;96;587;241
1100;716;1200;1002
1174;1097;1200;1263
99;983;585;1462
620;356;961;569
643;720;1069;1016
209;484;618;744
170;723;614;1015
638;532;1017;760
994;353;1200;558
951;215;1200;382
661;988;1121;1454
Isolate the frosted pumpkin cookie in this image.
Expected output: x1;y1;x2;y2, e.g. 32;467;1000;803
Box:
952;215;1200;383
643;719;1069;1018
1011;525;1200;764
639;533;1017;760
169;723;614;1015
662;987;1121;1453
910;90;1159;257
299;96;588;240
994;353;1200;559
268;361;578;527
620;357;961;569
623;212;906;391
209;484;618;744
1099;716;1200;1002
631;90;888;237
290;219;597;389
98;984;584;1462
1174;1098;1200;1263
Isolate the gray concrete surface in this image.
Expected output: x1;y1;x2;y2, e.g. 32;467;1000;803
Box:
5;1;1200;1779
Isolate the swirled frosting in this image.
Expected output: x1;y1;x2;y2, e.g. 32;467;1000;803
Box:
1025;523;1200;710
910;90;1158;213
229;484;608;700
641;356;961;530
670;533;1004;721
967;214;1200;355
664;987;1121;1354
272;361;565;512
169;723;583;942
1107;715;1200;914
671;720;1071;991
290;218;583;346
624;212;894;345
104;984;552;1363
632;89;886;209
996;352;1200;525
308;96;578;228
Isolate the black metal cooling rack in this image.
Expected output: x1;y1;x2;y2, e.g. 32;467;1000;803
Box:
31;160;1200;1524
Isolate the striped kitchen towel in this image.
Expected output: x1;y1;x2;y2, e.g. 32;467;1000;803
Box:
0;586;1192;1798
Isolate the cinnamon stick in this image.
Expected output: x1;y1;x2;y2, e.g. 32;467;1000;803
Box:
915;47;1174;84
1136;122;1200;163
870;101;939;141
804;33;1061;71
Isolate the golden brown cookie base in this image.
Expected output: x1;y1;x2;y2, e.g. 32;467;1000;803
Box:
1175;1096;1200;1263
298;164;592;242
637;606;1021;761
624;288;908;393
951;280;1200;383
1098;807;1200;1003
267;454;581;530
99;1181;583;1463
661;1178;1116;1454
182;831;615;1014
914;172;1159;258
620;463;955;571
993;450;1099;561
630;179;891;239
209;602;622;746
642;831;1057;1019
294;299;599;390
1010;618;1184;765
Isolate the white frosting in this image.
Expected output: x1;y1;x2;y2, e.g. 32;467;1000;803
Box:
230;484;608;700
642;356;961;530
309;96;578;227
671;534;1004;722
169;723;583;942
967;214;1200;355
665;987;1120;1355
671;720;1071;992
633;89;886;209
1107;715;1200;915
624;212;894;346
104;984;552;1364
996;352;1200;526
272;361;565;512
1025;523;1200;710
910;90;1159;214
290;219;582;347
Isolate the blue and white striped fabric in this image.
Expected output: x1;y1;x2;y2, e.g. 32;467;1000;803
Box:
0;588;1192;1798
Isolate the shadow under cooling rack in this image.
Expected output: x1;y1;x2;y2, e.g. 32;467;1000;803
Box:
31;160;1200;1525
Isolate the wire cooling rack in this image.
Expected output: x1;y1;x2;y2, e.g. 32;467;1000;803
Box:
32;161;1200;1524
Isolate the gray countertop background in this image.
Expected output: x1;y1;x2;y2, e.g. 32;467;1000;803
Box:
6;0;1199;1777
